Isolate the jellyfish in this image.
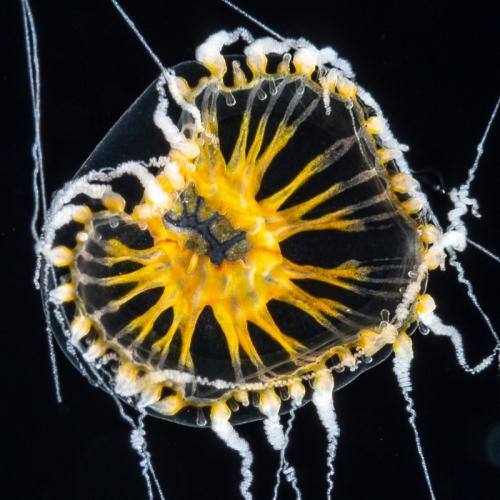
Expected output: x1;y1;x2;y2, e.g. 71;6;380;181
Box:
21;0;500;500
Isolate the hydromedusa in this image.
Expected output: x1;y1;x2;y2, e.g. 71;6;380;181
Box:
23;0;500;500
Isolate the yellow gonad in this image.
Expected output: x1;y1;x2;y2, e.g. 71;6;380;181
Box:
38;23;448;500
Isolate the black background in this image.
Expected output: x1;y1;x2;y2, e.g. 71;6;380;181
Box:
3;0;500;499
